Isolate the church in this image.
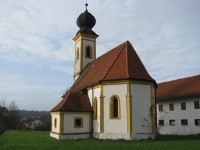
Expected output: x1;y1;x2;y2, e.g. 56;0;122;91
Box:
50;3;157;140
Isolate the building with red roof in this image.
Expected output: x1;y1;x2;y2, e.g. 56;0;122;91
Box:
156;75;200;135
50;3;157;140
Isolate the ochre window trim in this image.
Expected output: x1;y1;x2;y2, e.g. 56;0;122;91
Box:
93;97;97;120
110;95;121;119
74;117;83;128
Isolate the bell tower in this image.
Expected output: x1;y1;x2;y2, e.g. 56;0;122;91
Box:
73;3;98;81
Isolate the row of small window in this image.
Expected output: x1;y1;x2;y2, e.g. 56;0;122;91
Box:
76;46;92;59
29;122;45;126
54;117;83;128
159;119;200;126
158;101;200;111
93;95;120;120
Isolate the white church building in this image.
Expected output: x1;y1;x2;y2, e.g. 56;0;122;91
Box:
50;3;157;140
156;75;200;135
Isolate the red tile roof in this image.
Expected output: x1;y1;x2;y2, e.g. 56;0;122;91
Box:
157;75;200;101
52;41;156;112
51;92;92;112
70;41;156;92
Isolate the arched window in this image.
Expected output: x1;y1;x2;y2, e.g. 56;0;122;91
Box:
110;95;121;119
76;48;79;60
85;46;92;58
93;97;97;120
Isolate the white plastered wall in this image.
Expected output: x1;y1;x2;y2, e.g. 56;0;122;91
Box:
131;84;155;139
88;87;101;134
51;113;61;133
63;113;90;134
157;96;200;135
103;84;127;135
87;82;156;140
88;84;129;139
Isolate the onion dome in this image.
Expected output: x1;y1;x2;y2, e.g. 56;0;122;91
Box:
76;3;98;36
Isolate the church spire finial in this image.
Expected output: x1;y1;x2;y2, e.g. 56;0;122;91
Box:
85;0;88;10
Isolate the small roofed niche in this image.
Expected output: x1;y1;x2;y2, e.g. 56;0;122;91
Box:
76;48;79;60
54;118;57;128
85;45;92;58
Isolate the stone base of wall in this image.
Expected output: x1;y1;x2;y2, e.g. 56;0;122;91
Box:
50;132;91;140
50;132;155;140
93;132;131;140
130;133;156;140
93;132;155;140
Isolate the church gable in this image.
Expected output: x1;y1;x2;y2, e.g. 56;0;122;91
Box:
103;41;154;81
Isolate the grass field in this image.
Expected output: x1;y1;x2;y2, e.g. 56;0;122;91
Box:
0;130;200;150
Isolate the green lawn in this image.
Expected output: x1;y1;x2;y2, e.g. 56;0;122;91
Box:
0;130;200;150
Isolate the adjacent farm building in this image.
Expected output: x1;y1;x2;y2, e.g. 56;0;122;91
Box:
156;75;200;135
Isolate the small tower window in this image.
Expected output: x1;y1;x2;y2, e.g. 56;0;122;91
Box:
76;48;79;60
85;46;92;58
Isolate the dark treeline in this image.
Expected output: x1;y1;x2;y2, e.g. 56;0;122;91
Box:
0;100;51;134
18;110;51;120
0;101;19;133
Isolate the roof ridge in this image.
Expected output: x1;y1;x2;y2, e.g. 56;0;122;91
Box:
96;42;125;60
157;74;200;101
102;42;127;81
159;74;200;84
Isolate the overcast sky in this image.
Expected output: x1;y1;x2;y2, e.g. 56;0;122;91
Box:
0;0;200;111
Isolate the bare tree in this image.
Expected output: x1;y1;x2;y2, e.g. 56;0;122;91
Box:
0;100;8;133
8;101;18;111
156;110;168;136
141;105;168;138
6;101;19;129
